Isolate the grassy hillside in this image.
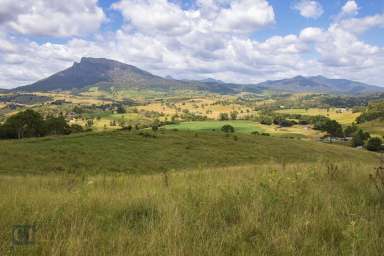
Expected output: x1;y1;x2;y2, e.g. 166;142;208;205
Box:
0;130;377;175
164;121;324;139
359;119;384;137
1;162;383;255
164;121;264;133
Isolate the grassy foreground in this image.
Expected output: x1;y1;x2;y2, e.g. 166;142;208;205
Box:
0;130;377;175
1;162;384;255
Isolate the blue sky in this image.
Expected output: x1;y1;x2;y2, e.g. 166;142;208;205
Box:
0;0;383;88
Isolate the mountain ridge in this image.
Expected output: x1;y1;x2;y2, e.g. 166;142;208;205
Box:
15;57;383;95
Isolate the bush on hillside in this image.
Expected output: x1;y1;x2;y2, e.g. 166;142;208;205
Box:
351;129;371;147
221;125;235;133
344;123;358;137
366;137;383;152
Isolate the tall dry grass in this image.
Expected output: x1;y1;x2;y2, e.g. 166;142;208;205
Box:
1;162;384;255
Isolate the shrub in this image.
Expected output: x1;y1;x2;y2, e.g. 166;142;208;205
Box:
69;124;84;133
44;116;71;135
366;137;383;152
116;105;126;114
258;115;273;125
344;124;358;137
221;125;235;133
351;129;370;147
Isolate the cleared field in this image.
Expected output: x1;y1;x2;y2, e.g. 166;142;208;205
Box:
164;121;263;133
1;161;383;255
139;97;257;120
36;92;112;105
359;120;384;137
276;108;360;125
164;121;324;139
70;113;148;131
0;130;376;175
81;88;207;100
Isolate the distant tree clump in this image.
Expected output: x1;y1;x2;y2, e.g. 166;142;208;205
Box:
73;106;83;114
273;117;295;127
116;105;126;114
219;113;229;121
257;115;273;125
344;123;358;137
0;109;82;140
0;109;45;139
323;120;344;138
221;125;235;133
230;111;238;120
356;101;384;124
44;115;71;135
351;129;370;147
366;137;383;152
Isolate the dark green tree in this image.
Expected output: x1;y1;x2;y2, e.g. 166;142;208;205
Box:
1;109;45;139
366;137;383;151
44;115;71;135
351;129;370;147
116;105;126;114
324;120;344;138
344;123;358;137
221;125;235;133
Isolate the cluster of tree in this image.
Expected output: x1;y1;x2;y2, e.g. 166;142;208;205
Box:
356;101;384;123
312;117;344;138
219;111;238;121
322;94;384;108
256;112;303;128
344;123;383;151
256;112;345;138
0;109;83;139
180;112;207;121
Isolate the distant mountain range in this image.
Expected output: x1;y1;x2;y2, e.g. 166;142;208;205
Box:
15;57;384;95
256;75;384;95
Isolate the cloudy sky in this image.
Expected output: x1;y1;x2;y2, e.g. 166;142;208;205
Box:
0;0;383;88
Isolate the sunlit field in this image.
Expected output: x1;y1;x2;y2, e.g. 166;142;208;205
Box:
359;120;384;137
164;121;324;139
35;92;113;105
138;97;257;120
276;108;360;125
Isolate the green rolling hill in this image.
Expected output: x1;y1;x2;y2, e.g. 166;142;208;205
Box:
0;130;377;175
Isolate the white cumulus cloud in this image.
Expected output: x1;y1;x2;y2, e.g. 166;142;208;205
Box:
0;0;106;37
293;0;324;19
341;0;359;16
0;0;384;88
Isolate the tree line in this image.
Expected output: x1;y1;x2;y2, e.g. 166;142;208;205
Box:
0;109;83;139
